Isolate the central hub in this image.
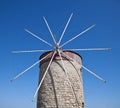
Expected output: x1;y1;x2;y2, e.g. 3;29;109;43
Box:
55;42;61;54
55;42;59;50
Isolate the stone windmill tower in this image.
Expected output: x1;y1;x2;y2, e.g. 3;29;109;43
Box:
12;13;111;108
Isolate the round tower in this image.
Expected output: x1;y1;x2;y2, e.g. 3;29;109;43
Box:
37;50;84;108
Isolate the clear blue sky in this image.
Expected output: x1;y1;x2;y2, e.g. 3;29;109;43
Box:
0;0;120;108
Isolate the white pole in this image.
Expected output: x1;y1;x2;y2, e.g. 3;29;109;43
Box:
82;65;106;83
32;51;56;101
64;48;111;51
43;17;56;44
11;52;52;81
25;29;53;47
58;13;73;45
60;24;95;48
62;52;106;83
12;49;52;53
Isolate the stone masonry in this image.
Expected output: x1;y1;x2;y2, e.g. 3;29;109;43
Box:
37;51;84;108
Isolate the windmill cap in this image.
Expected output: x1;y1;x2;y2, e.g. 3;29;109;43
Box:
39;50;82;67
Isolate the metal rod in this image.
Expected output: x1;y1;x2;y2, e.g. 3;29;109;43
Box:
25;29;53;47
64;48;112;51
32;51;56;101
62;52;106;83
43;17;56;44
58;13;73;45
60;24;95;48
12;49;52;53
82;65;106;83
11;52;51;81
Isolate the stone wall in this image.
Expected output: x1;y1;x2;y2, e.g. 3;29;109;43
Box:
37;51;84;108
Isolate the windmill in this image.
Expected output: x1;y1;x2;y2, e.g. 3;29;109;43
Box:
11;13;111;108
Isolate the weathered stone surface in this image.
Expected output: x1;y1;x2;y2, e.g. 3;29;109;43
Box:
37;51;84;108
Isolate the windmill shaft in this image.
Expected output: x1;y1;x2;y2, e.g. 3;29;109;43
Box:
11;52;52;81
61;52;106;83
25;29;53;47
82;65;106;83
65;48;111;51
11;60;40;81
60;24;95;48
43;17;56;44
33;51;56;100
58;13;73;45
12;50;51;53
